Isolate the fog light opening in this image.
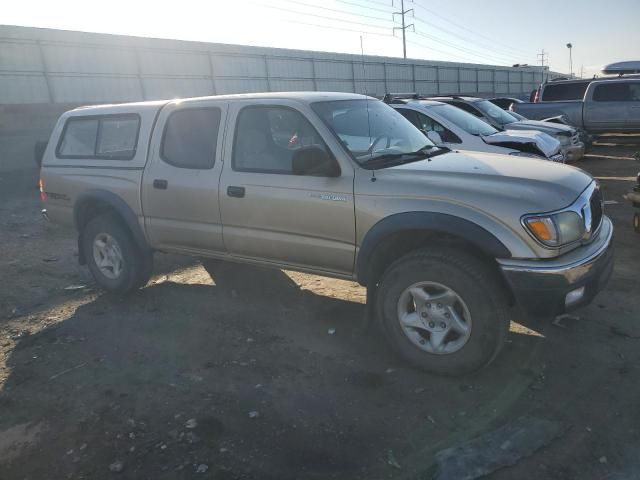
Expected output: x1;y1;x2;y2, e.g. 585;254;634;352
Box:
565;286;586;307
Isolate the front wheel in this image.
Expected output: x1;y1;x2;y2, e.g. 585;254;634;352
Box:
82;214;153;294
376;247;511;376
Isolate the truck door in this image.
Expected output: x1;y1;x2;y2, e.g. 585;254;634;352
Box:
218;100;356;276
626;82;640;130
584;82;628;131
141;100;228;254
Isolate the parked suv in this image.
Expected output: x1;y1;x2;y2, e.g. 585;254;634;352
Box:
40;92;614;376
430;96;585;161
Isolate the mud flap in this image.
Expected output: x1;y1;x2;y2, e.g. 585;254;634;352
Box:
77;235;86;265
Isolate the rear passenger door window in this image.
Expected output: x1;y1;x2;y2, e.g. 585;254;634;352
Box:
452;102;482;117
232;106;330;174
161;108;222;169
416;113;462;144
593;83;631;102
397;108;421;129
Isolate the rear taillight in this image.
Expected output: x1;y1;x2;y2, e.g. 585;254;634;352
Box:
533;88;540;103
39;178;47;202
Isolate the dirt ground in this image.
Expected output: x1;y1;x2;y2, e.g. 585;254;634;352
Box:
1;141;639;480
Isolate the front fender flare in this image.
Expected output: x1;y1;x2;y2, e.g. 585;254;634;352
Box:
356;212;512;286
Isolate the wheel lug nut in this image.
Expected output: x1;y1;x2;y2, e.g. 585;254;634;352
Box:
440;322;446;329
437;303;443;309
428;321;435;328
444;313;450;318
426;303;431;308
419;339;426;345
421;312;428;318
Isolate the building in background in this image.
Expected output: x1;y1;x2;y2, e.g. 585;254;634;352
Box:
0;25;564;172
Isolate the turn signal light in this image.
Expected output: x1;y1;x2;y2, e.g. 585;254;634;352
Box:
525;217;555;242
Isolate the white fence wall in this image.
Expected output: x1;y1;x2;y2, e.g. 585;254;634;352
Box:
0;25;559;105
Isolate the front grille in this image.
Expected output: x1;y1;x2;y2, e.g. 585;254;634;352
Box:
571;133;580;146
590;188;603;233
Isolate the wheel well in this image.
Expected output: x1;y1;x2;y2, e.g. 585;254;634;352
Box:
75;199;119;232
362;230;515;305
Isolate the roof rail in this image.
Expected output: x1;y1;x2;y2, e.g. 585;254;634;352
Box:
428;94;468;100
382;92;420;103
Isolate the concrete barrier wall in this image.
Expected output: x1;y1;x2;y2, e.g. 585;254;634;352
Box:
0;25;562;172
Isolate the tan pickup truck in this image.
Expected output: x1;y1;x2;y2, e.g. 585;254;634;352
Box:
39;92;614;375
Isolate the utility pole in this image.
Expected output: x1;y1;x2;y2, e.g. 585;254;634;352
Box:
393;0;414;59
537;49;548;83
580;64;585;79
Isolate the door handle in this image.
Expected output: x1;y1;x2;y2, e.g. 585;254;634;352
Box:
227;186;245;198
153;179;168;190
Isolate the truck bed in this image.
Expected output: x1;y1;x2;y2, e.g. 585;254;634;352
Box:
513;101;583;127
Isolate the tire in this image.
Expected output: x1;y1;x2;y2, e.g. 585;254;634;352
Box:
375;247;510;376
82;214;153;294
634;212;640;234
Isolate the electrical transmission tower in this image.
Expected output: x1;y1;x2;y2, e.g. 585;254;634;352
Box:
393;0;414;59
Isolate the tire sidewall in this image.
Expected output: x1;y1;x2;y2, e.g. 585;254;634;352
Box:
82;215;139;293
377;253;507;375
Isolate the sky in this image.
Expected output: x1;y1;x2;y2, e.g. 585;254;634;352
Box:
3;0;639;77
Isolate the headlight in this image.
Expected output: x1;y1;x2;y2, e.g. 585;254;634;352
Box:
509;151;544;159
523;211;585;247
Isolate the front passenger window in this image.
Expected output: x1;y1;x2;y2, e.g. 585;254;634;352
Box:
233;106;330;174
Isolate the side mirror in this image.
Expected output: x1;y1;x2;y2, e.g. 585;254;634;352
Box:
292;146;340;177
425;130;443;145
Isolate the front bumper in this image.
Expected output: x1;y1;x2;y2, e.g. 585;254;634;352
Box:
498;216;614;317
563;142;585;162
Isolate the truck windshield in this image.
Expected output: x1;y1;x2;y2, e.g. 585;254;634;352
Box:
431;103;498;136
311;99;433;164
474;100;519;126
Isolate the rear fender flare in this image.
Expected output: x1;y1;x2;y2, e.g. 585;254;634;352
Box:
74;190;149;263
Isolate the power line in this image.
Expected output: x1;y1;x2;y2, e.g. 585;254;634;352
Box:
279;0;393;23
412;30;516;65
250;2;393;30
337;0;395;15
410;0;535;57
267;13;397;37
405;38;487;64
410;13;530;63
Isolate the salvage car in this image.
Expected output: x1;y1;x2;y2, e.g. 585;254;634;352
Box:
383;94;564;161
39;92;614;376
430;95;585;161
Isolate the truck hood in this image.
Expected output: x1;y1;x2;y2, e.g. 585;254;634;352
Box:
506;120;574;136
384;150;592;213
482;129;561;157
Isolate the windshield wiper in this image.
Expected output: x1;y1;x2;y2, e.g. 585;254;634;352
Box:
361;145;451;169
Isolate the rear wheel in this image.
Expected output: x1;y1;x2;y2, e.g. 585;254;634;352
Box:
82;214;153;293
376;247;510;376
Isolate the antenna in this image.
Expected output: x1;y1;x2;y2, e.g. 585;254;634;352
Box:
360;36;374;172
